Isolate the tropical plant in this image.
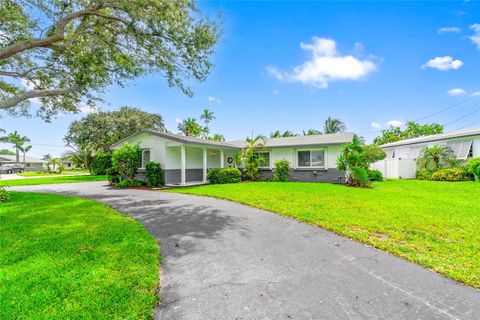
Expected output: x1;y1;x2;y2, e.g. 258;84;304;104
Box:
467;158;480;181
65;106;165;153
207;133;225;142
336;136;386;187
417;145;454;170
270;130;297;138
46;158;61;172
57;164;65;174
41;154;52;161
106;167;121;185
0;186;10;202
178;118;203;137
0;131;30;162
90;152;112;175
112;144;141;184
367;169;384;182
374;122;443;145
207;167;241;184
0;1;220;119
324;117;346;134
302;129;322;136
145;162;163;187
240;134;267;181
431;168;471;182
18;144;32;163
62;145;94;170
200;109;215;137
273;159;290;182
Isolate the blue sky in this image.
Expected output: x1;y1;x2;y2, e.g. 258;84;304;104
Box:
1;0;480;158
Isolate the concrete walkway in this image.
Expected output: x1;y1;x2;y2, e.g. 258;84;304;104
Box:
12;182;480;320
0;173;89;180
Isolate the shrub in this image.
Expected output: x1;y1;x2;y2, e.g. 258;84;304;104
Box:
273;159;290;182
207;167;241;184
367;169;384;182
145;161;163;187
91;152;112;175
57;165;65;174
106;167;121;185
0;186;10;202
467;158;480;181
112;144;141;183
431;168;471;182
416;169;435;180
115;180;144;187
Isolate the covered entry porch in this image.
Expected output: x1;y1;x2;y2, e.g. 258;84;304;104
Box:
165;143;237;186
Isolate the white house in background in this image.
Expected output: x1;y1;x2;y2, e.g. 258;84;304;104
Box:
372;128;480;179
111;130;354;185
0;154;44;171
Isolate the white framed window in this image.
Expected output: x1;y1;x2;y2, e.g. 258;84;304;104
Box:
296;149;325;168
254;151;270;168
141;149;151;168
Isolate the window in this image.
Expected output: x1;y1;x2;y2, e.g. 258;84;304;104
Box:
141;149;151;168
297;149;325;168
447;140;473;160
254;152;270;168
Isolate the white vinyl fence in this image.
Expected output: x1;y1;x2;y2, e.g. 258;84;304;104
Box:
371;158;416;179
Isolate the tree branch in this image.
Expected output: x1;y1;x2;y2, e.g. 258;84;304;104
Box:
0;86;80;109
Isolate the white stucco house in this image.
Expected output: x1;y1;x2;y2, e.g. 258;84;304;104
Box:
372;128;480;179
111;130;354;185
0;154;44;171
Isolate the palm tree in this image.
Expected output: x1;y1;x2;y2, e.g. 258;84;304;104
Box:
241;134;267;180
46;158;61;172
18;145;32;163
302;129;322;136
0;131;30;163
42;154;52;161
417;145;454;170
178;118;202;137
270;130;297;138
324;117;346;134
200;109;215;137
208;133;225;142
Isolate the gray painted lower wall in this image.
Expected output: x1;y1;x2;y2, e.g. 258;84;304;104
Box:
259;168;345;183
136;169;204;185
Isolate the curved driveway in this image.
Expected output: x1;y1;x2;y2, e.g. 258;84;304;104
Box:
12;182;480;320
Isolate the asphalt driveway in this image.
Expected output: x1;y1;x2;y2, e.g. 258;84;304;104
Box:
12;182;480;320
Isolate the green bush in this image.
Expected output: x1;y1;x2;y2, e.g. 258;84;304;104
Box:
207;167;241;184
145;161;163;187
91;152;112;175
106;167;121;185
57;165;65;174
0;186;10;202
431;168;471;182
416;169;436;180
367;169;384;182
115;180;144;187
112;144;141;183
467;158;480;181
273;159;290;182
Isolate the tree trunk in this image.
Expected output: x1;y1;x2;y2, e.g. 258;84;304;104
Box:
15;148;19;163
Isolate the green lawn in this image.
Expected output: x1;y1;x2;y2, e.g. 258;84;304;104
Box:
18;170;90;177
0;175;107;186
168;180;480;288
0;192;160;319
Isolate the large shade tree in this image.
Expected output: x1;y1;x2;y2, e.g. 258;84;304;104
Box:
0;0;220;120
65;106;165;153
374;121;443;145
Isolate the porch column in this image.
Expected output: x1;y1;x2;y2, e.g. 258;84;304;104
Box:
220;149;224;168
180;145;186;185
202;148;208;183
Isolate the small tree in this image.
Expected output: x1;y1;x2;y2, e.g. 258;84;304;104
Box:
417;145;454;170
46;158;61;172
240;135;267;181
112;144;141;184
273;159;290;182
336;136;386;187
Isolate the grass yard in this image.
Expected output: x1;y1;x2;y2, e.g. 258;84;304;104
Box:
0;175;107;186
0;192;160;319
168;179;480;288
18;169;90;177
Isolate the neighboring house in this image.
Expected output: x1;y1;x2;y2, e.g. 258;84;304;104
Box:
111;130;354;185
0;154;44;171
373;128;480;179
60;160;81;170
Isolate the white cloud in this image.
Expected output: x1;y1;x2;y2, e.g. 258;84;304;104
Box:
78;103;97;114
469;23;480;50
421;56;463;71
272;89;280;95
472;91;480;97
447;88;467;96
175;117;182;124
266;37;377;89
385;120;404;127
208;96;221;104
371;122;381;129
437;27;461;34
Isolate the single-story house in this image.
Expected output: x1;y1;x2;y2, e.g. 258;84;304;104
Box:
0;154;44;171
111;130;354;185
372;128;480;179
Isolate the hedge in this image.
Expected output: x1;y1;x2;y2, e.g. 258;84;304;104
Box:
207;168;241;184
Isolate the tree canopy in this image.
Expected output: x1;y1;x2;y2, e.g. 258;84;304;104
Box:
373;121;443;145
64;106;165;152
0;0;220;120
324;117;347;134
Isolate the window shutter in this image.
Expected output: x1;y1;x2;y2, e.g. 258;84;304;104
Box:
457;140;473;160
